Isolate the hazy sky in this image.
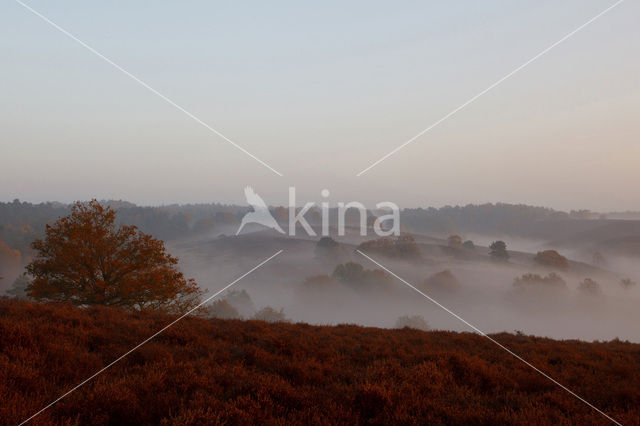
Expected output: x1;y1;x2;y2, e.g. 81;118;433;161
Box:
1;1;639;211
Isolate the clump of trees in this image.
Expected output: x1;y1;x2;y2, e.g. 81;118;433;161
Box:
462;240;475;250
357;236;421;260
534;250;569;269
513;273;567;289
489;241;509;260
25;200;202;313
395;315;430;331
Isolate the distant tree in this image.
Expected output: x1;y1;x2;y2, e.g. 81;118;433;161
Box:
462;240;475;250
578;278;601;295
205;299;240;319
447;234;462;249
620;278;636;289
253;306;288;323
489;241;509;260
534;250;569;269
26;200;202;313
7;274;31;300
395;315;430;331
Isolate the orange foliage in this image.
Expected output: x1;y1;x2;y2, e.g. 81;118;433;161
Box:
534;250;570;269
1;299;638;424
25;200;201;313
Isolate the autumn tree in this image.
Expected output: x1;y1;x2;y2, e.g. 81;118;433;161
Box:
534;250;569;269
26;200;202;313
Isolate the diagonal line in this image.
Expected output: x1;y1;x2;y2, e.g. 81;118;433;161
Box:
19;249;283;426
355;250;621;425
14;0;283;177
356;0;626;177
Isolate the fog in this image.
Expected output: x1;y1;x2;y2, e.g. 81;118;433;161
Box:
169;230;640;343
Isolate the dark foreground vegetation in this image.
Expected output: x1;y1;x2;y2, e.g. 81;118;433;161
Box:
1;300;639;425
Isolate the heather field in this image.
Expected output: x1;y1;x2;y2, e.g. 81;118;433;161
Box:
1;299;639;425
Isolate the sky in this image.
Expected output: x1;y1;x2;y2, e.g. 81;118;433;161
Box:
1;0;639;211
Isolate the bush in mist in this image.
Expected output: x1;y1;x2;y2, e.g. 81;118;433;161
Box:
462;240;475;250
357;235;421;260
223;289;256;317
253;306;289;323
421;270;460;294
489;241;509;260
578;278;602;295
447;234;462;249
534;250;569;269
204;299;241;319
332;262;393;292
26;200;202;313
395;315;430;331
513;273;567;289
620;278;636;288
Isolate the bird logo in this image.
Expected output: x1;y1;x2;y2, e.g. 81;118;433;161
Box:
236;186;285;235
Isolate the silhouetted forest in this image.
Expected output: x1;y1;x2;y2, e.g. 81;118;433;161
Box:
1;299;638;425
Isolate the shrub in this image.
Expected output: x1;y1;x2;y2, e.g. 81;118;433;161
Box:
578;278;601;295
462;240;475;250
620;278;636;289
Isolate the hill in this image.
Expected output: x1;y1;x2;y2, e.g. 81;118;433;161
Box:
1;300;639;425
